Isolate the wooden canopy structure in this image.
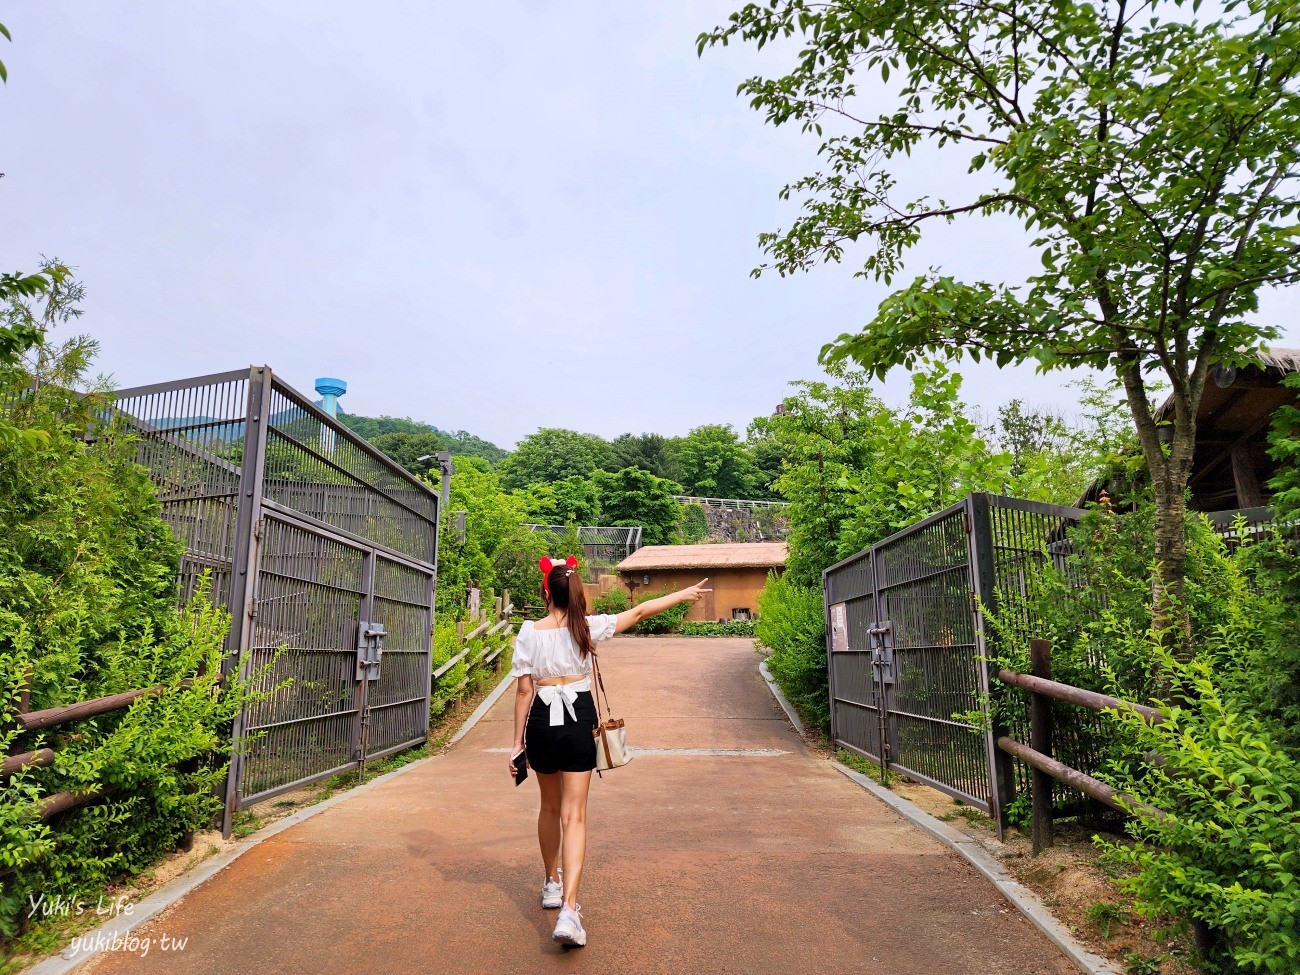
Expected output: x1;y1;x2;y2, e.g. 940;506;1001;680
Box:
1083;349;1300;512
1183;349;1299;511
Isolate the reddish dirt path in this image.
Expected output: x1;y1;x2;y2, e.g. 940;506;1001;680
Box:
83;637;1077;975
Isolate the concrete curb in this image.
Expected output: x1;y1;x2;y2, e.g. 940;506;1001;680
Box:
831;763;1122;975
449;670;515;745
758;659;806;738
28;672;517;975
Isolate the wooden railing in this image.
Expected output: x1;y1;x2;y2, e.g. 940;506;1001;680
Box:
2;665;195;821
995;639;1166;854
432;590;515;705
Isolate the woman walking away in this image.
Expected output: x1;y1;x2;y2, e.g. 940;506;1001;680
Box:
507;556;710;948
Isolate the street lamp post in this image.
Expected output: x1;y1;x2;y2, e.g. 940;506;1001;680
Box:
416;451;453;525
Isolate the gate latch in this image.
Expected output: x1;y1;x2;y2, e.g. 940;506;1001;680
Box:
356;621;386;681
868;621;895;685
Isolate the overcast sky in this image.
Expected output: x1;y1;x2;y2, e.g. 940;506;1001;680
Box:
2;3;1296;448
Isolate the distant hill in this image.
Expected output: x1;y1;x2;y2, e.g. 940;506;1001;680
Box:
337;411;508;467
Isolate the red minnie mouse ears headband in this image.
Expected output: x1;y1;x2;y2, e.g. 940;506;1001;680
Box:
539;555;579;596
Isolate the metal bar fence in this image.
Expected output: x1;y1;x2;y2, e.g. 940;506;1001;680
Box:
110;366;443;835
826;491;1275;828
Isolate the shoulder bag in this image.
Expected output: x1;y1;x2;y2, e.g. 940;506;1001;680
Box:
590;653;631;772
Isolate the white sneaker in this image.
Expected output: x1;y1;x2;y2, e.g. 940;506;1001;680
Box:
541;869;563;909
552;904;586;947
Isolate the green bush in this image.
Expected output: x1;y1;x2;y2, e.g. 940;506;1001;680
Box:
987;500;1300;969
677;620;755;637
986;502;1292;820
632;590;690;634
593;587;629;615
677;503;710;543
1101;651;1300;974
0;363;257;941
429;617;515;717
754;572;827;728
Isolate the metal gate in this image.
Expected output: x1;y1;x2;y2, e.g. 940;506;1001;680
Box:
825;494;1085;820
233;514;435;807
112;366;442;834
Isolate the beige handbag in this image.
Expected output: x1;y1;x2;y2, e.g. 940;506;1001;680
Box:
590;654;631;772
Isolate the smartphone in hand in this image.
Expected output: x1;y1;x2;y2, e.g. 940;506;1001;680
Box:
512;749;529;786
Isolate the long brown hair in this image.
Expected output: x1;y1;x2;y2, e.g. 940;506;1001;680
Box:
545;564;594;658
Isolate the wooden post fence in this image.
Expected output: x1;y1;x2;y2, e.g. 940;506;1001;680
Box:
995;640;1167;853
432;591;515;702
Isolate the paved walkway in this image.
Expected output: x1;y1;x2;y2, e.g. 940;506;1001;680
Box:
84;638;1077;975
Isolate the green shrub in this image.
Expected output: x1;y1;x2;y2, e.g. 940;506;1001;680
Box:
677;620;755;637
677;503;710;543
986;500;1300;969
0;586;257;941
632;590;690;634
1101;651;1300;974
593;587;629;615
429;618;516;717
755;572;827;728
986;501;1293;822
0;351;266;942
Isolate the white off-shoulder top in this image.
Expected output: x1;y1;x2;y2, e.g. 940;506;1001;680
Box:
509;614;619;681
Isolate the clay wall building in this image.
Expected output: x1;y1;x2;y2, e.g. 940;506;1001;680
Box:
614;542;787;622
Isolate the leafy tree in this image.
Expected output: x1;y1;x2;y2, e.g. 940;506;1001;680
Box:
701;0;1300;647
994;400;1072;481
497;427;616;490
441;428;509;465
610;432;681;482
3;257;89;395
753;360;1090;585
670;424;759;499
590;467;684;545
987;387;1129;500
0;265;70;447
338;412;437;440
746;429;786;500
517;475;603;527
370;431;448;475
491;525;552;611
423;459;530;616
341;413;506;466
750;364;890;584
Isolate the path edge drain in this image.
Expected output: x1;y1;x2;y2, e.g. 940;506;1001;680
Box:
831;762;1122;975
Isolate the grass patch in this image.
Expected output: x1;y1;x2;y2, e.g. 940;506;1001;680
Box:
836;749;898;788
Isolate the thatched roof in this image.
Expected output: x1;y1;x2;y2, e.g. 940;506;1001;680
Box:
1257;348;1300;374
616;542;788;572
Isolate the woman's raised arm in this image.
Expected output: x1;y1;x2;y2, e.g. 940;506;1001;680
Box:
613;579;712;635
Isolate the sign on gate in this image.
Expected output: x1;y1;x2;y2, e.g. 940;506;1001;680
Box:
829;603;849;652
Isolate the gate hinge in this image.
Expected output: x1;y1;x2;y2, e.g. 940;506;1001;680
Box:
962;510;971;533
253;517;265;540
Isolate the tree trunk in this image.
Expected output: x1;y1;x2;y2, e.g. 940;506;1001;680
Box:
1118;363;1197;678
1151;475;1192;656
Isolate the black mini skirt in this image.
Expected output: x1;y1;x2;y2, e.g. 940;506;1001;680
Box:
525;690;598;774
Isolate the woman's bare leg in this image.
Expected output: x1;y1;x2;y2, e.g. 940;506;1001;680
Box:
536;771;563;881
559;770;593;908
